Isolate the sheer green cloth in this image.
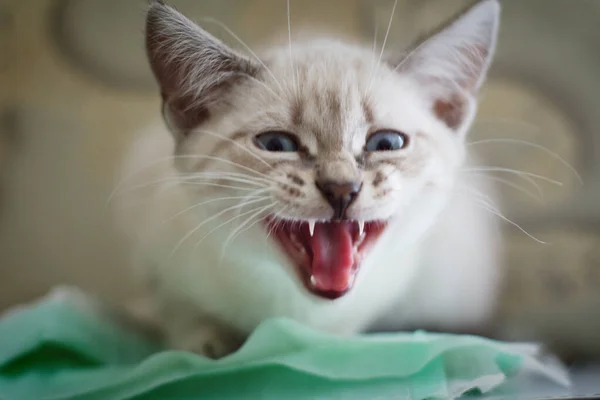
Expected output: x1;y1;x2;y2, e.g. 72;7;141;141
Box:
0;288;569;400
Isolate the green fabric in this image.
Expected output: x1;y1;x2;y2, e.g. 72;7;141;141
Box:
0;288;569;400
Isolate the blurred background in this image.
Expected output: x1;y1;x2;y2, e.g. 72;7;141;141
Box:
0;0;599;361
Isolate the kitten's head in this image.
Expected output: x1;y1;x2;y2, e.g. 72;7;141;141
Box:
146;0;500;300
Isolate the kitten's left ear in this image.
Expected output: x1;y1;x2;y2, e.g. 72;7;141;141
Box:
396;0;500;132
146;1;260;136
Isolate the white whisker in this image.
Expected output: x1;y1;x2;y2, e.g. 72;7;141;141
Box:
183;170;273;184
186;172;290;191
194;203;276;250
286;0;298;95
169;197;268;257
264;205;288;241
467;138;583;185
460;186;547;245
184;175;267;188
112;176;261;199
162;190;269;224
480;175;544;203
230;186;272;221
197;17;285;95
221;202;277;258
108;154;270;205
244;74;287;102
194;128;272;168
467;169;545;200
367;0;397;95
478;200;547;245
391;4;433;74
114;153;271;188
181;154;274;179
363;17;378;100
463;167;564;186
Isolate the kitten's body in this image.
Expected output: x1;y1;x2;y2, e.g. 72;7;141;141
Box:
116;1;502;356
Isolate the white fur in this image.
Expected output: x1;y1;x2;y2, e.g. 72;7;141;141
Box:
115;0;502;354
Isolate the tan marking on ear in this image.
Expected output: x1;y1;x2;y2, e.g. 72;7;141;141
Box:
433;95;467;130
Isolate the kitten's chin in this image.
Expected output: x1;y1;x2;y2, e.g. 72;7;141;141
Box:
265;217;387;300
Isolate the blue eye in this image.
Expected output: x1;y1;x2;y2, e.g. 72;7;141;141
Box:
255;132;299;152
365;130;408;152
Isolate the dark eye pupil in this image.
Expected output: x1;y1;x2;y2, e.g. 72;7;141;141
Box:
266;138;284;152
377;139;393;151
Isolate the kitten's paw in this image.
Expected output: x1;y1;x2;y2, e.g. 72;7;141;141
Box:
168;323;245;359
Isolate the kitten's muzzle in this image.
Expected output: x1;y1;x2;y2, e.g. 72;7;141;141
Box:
316;180;362;220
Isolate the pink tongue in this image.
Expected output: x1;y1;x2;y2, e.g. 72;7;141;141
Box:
310;222;355;292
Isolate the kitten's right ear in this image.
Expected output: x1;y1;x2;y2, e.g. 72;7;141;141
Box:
395;0;500;132
146;2;259;136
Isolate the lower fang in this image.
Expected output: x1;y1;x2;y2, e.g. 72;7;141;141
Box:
309;275;317;288
348;273;356;287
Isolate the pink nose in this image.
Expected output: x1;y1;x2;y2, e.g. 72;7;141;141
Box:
316;180;362;220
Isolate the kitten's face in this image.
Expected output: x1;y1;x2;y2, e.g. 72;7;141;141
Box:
146;1;500;299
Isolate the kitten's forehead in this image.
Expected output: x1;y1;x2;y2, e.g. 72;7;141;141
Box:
262;40;378;152
266;39;375;95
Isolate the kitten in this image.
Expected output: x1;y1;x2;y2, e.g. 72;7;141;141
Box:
115;0;502;358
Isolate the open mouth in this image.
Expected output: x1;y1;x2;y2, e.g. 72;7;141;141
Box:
265;218;387;300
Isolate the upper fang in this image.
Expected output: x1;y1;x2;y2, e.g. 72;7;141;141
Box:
308;221;315;236
358;221;364;236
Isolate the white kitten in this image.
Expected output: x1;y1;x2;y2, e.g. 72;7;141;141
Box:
115;0;502;358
